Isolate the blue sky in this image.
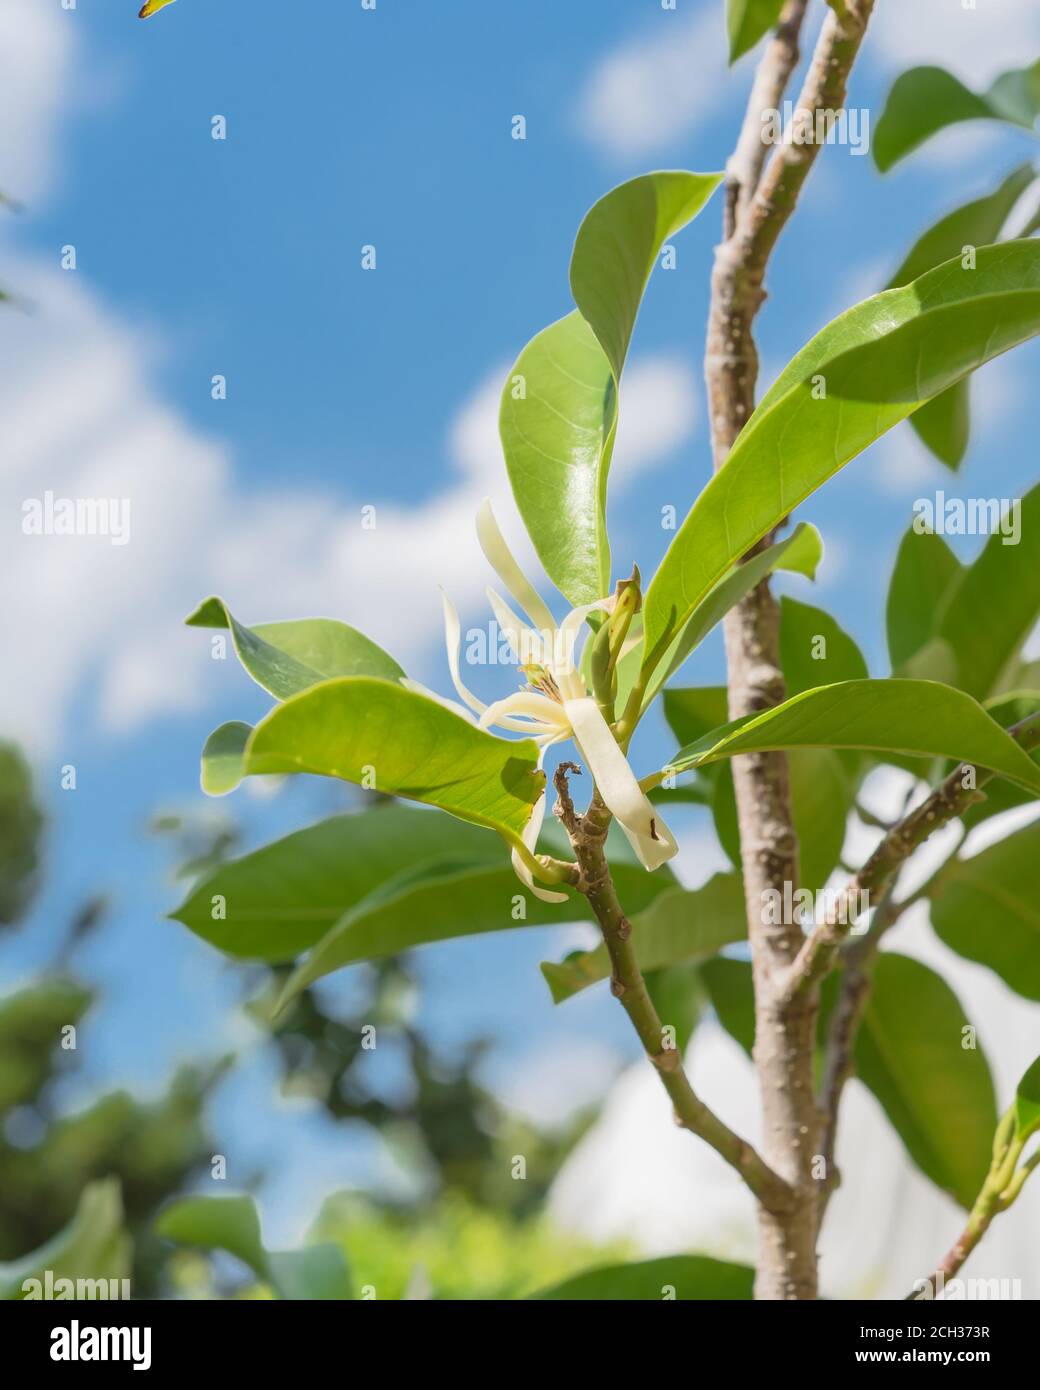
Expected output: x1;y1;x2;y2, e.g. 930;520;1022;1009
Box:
2;0;1040;1241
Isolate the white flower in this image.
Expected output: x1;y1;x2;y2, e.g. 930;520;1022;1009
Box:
441;500;677;901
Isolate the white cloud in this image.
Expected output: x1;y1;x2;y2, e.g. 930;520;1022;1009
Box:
0;0;74;202
0;247;700;754
575;4;738;159
869;0;1040;83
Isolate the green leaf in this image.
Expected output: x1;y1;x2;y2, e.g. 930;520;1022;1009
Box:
705;954;998;1208
886;527;963;671
530;1254;753;1300
701;957;755;1056
874;63;1040;173
500;171;721;604
930;822;1040;1001
632;523;822;711
961;691;1040;827
1013;1054;1040;1142
156;1194;353;1300
0;1180;130;1299
198;677;544;847
186;595;403;700
665;679;1040;796
778;596;868;695
171;806;505;962
645;963;704;1054
847;953;997;1209
541;874;745;1003
279;854;673;1008
200;721;254;796
643;241;1040;663
935;482;1040;700
888;165;1036;290
906;387;970;471
892;167;1036;465
726;0;785;64
885;165;1037;468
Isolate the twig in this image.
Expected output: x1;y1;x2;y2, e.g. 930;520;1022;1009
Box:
781;714;1040;1003
551;765;792;1213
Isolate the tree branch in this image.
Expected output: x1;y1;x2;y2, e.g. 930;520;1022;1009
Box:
552;765;792;1213
907;1114;1040;1300
781;714;1040;1003
704;0;875;1300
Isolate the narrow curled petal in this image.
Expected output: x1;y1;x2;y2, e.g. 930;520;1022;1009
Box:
486;587;547;668
440;590;487;716
564;696;677;871
479;691;569;734
554;595;616;699
476;499;557;634
511;786;569;904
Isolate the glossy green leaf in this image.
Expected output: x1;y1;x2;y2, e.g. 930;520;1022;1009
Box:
779;596;868;695
634;523;822;711
279;854;673;1008
851;954;997;1209
531;1254;753;1300
961;691;1040;827
186;595;403;700
935;482;1040;700
907;387;970;470
500;171;721;604
156;1194;353;1300
727;0;785;64
888;165;1036;290
171;806;505;962
874;63;1040;173
541;874;745;1003
0;1180;130;1299
885;165;1036;467
1013;1054;1040;1141
200;721;253;795
886;527;963;671
930;822;1040;1000
664;679;1040;796
198;677;543;847
643;242;1040;663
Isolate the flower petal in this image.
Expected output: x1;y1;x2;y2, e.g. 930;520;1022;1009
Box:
510;751;569;904
440;590;487;716
563;696;677;871
480;691;569;734
485;587;547;668
553;595;616;699
476;499;557;633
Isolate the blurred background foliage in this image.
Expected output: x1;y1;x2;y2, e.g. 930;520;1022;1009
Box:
0;743;615;1299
